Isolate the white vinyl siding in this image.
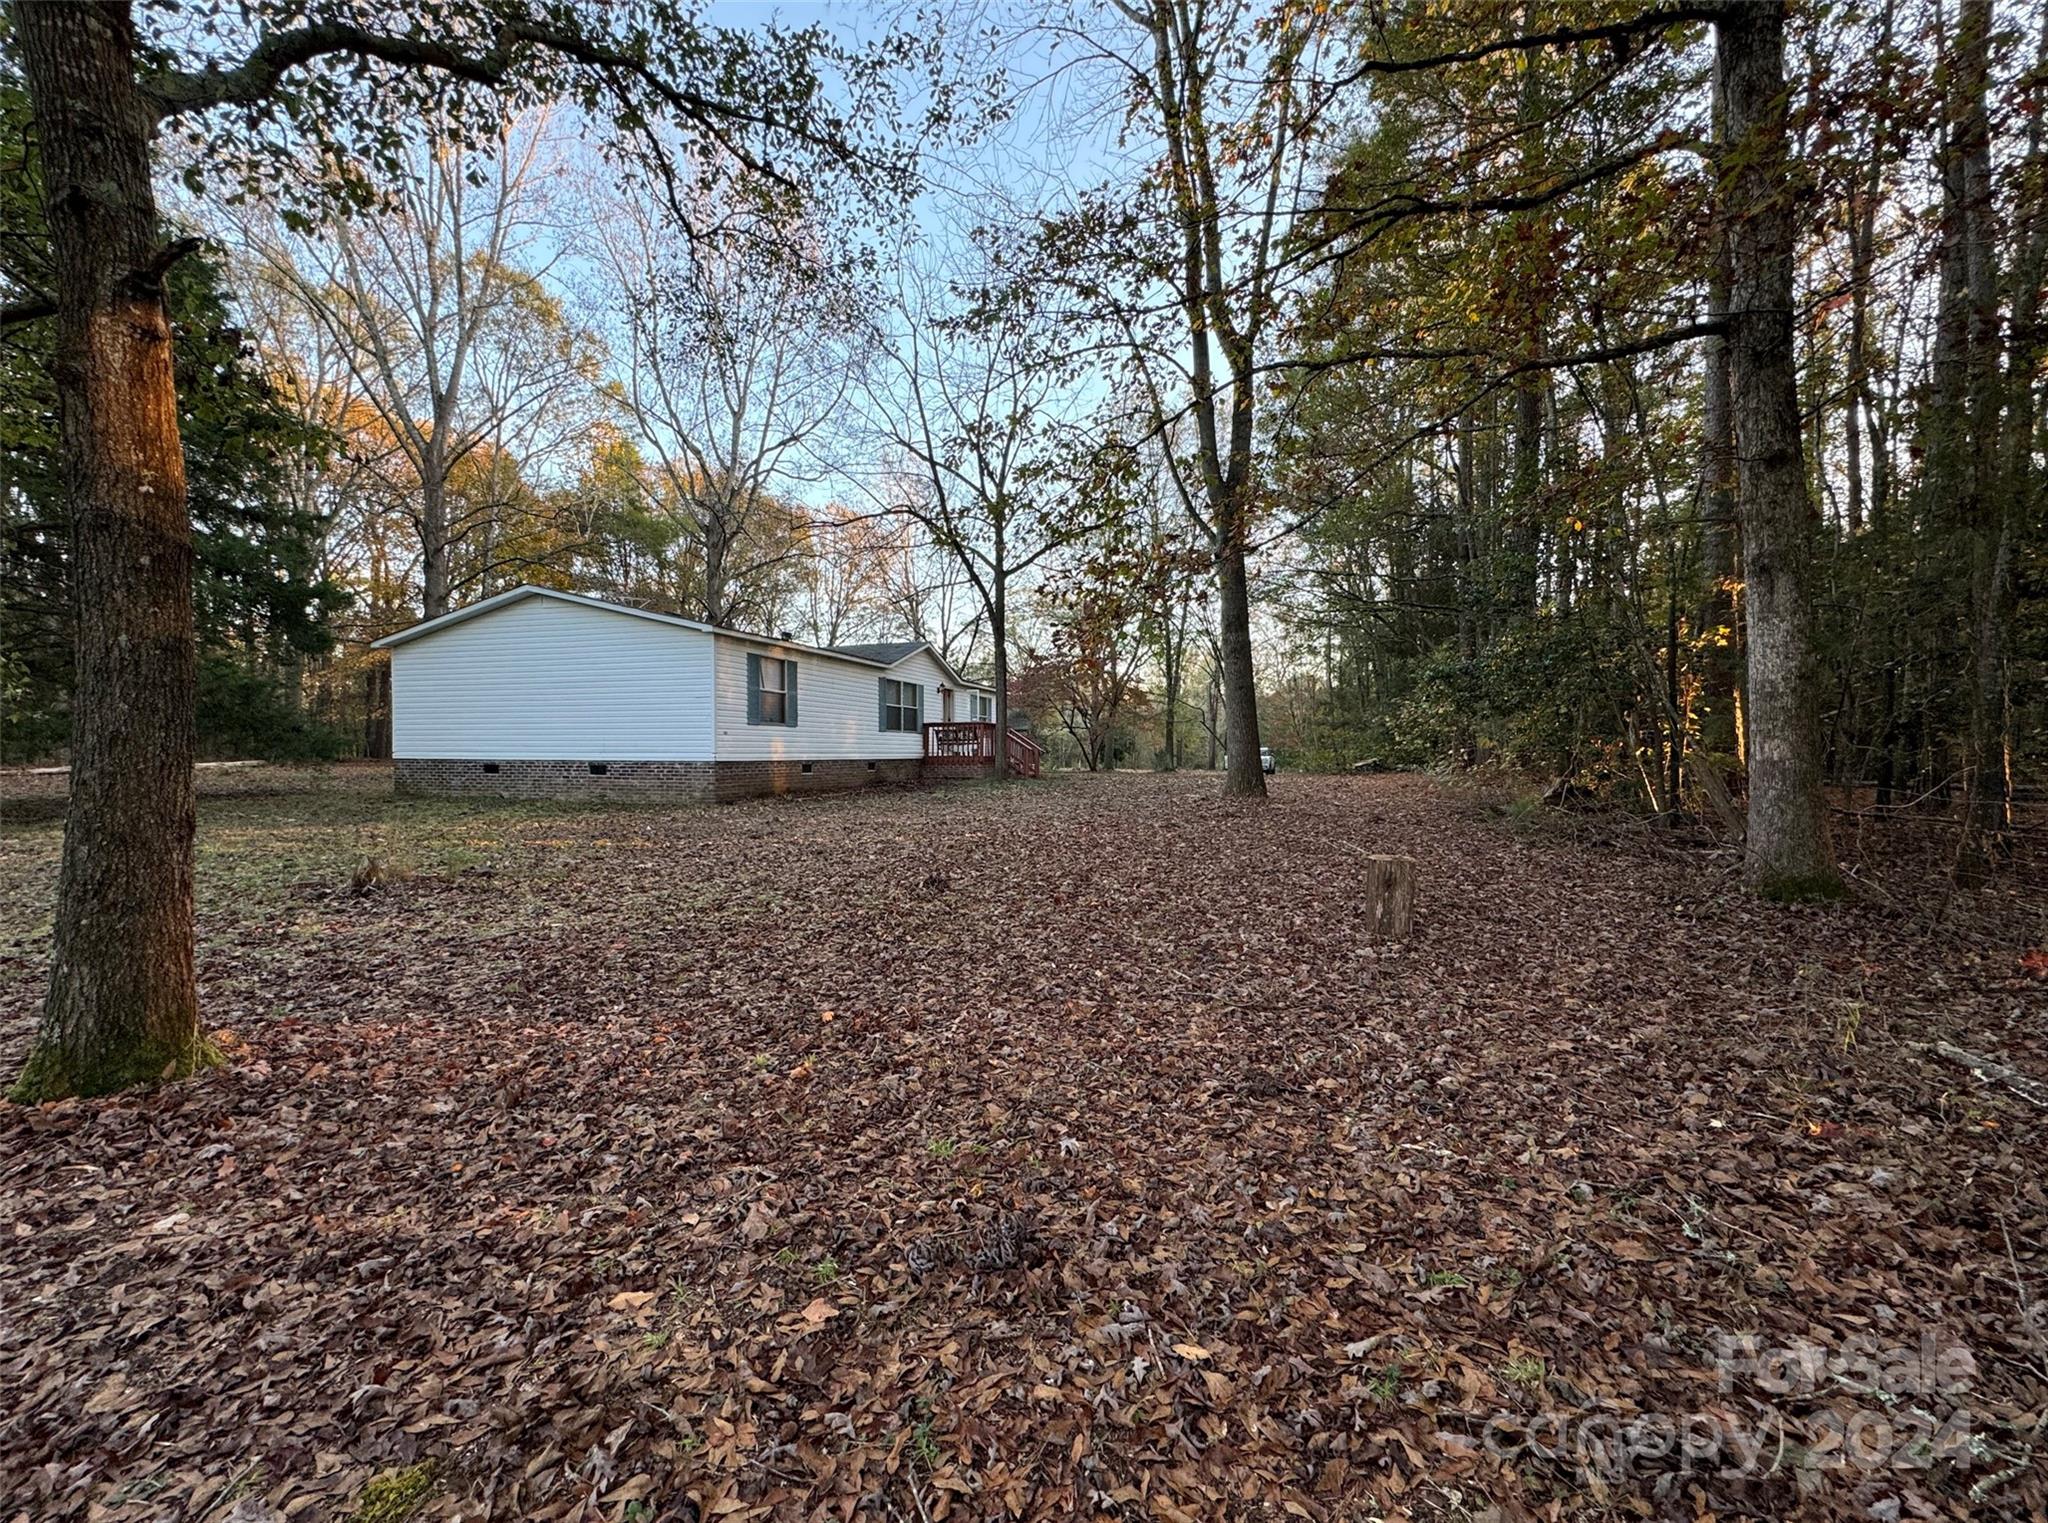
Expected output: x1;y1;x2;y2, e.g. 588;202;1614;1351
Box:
384;587;1000;766
714;637;926;761
891;652;996;731
389;594;715;759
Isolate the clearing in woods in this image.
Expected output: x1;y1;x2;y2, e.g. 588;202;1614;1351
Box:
1;769;2043;1521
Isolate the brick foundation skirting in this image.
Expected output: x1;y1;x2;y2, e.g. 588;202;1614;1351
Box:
394;757;924;804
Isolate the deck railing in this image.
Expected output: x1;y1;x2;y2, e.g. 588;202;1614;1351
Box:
1005;729;1043;778
922;721;1043;778
924;720;994;761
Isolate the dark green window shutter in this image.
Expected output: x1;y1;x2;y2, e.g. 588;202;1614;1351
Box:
746;653;762;724
911;682;922;729
783;660;798;726
878;676;889;730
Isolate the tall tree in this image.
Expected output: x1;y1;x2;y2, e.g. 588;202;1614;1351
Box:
587;182;867;627
248;113;601;622
1717;0;1839;895
858;264;1102;777
1932;0;2011;865
1044;0;1336;797
4;0;917;1101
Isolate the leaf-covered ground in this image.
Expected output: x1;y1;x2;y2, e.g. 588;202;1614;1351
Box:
2;770;2043;1523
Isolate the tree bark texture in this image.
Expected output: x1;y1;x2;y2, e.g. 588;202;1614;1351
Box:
1946;0;2011;861
10;0;211;1100
1717;1;1839;897
1362;855;1416;941
1215;532;1264;797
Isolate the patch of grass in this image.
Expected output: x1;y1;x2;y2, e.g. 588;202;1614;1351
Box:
1365;1363;1402;1402
108;1472;173;1505
900;1395;943;1471
1836;1000;1865;1050
1501;1355;1545;1390
814;1255;841;1284
348;1461;437;1523
926;1136;957;1160
1422;1268;1469;1289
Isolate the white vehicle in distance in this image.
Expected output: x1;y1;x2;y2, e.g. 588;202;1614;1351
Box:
1260;746;1276;774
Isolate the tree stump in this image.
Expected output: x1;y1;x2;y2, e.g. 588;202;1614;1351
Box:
1363;854;1416;941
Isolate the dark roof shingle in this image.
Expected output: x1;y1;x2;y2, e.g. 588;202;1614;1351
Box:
826;640;926;665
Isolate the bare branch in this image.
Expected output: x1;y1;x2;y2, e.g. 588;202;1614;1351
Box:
1330;5;1720;92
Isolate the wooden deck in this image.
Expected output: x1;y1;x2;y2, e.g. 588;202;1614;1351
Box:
922;721;1043;778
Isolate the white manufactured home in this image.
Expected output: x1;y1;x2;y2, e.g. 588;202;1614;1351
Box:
371;586;1037;802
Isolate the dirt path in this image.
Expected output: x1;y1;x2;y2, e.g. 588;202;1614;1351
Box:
2;774;2042;1521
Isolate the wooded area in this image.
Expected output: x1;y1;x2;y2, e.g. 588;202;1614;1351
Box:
5;2;2039;853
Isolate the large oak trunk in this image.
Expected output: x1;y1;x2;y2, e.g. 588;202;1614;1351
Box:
1716;1;1839;897
9;1;210;1101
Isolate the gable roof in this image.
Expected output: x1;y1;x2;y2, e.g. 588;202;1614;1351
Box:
825;640;925;665
370;585;991;690
829;639;984;693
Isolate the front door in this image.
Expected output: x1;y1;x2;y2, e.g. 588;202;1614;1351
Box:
940;687;954;721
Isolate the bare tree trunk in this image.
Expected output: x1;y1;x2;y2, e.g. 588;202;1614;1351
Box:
992;571;1010;780
1159;604;1184;771
1984;8;2048;844
1452;412;1480;767
9;0;212;1101
1718;0;1839;897
1508;369;1543;616
1696;56;1741;762
1845;0;1896;539
1844;180;1874;536
1205;649;1221;771
1947;0;2011;865
1216;534;1262;796
1135;0;1267;800
364;660;392;760
420;469;452;620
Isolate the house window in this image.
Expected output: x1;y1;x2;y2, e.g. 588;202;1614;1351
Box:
759;660;787;724
747;653;798;726
880;677;922;733
970;693;994;722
